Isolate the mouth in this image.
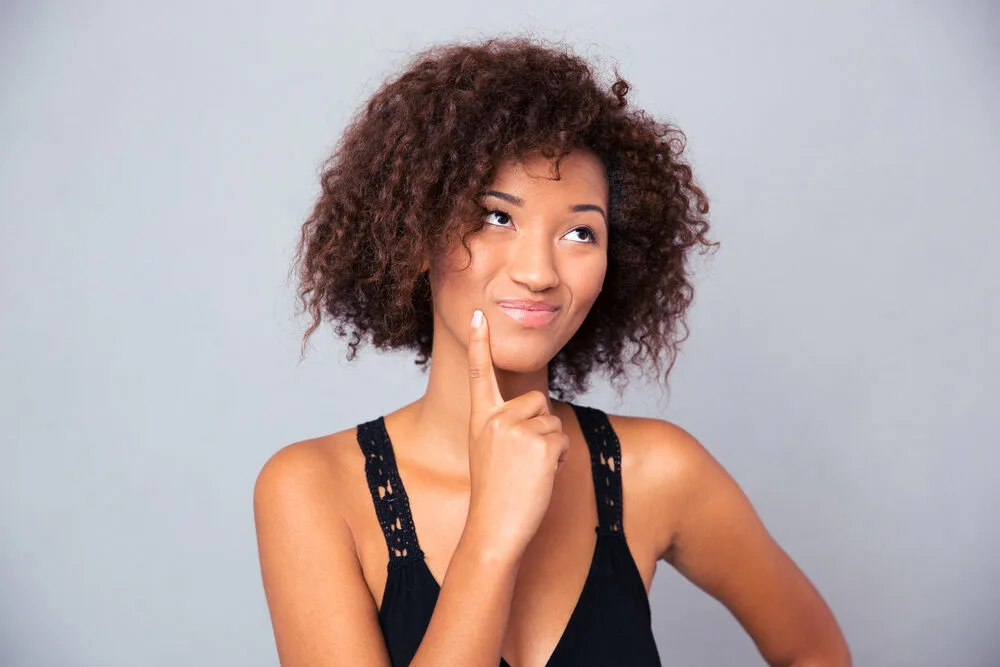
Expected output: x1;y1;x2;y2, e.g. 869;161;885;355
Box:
498;304;559;327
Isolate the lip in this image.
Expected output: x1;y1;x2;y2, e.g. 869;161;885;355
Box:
498;304;559;327
496;298;560;311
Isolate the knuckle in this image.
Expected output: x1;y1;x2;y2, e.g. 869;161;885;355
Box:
510;421;530;441
486;413;503;434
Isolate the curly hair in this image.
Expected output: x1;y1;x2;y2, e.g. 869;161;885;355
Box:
291;35;718;402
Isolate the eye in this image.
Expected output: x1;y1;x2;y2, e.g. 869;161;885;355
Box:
479;207;598;245
566;227;597;244
481;209;514;228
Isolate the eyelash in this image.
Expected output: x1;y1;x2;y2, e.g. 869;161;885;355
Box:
479;208;598;244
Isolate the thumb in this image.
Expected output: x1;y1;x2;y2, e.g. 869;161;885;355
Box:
468;309;503;426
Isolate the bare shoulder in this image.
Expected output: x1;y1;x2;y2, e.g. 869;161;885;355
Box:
253;423;379;559
607;412;852;664
254;426;366;509
253;426;392;666
604;413;707;481
603;412;715;498
602;412;729;561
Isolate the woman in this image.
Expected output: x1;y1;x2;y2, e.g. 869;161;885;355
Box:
254;36;851;666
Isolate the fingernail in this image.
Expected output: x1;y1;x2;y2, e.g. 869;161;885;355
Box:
471;309;484;328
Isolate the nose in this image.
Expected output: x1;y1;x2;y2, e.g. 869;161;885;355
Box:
507;230;560;292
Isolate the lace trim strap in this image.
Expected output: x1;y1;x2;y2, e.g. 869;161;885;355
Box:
569;403;625;536
356;417;425;568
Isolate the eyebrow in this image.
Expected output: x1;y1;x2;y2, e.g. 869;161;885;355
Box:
479;189;607;222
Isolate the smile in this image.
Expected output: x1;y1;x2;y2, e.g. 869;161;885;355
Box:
498;305;559;327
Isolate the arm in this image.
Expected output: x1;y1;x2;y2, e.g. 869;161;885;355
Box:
253;442;520;667
254;443;391;666
650;421;852;667
409;517;520;667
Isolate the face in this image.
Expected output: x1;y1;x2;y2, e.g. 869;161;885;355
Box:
428;147;610;372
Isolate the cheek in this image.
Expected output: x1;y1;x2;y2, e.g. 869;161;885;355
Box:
437;234;492;273
562;259;606;328
436;240;502;297
428;252;487;317
576;256;607;300
582;260;607;308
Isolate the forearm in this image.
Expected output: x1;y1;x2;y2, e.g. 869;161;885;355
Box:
409;517;520;667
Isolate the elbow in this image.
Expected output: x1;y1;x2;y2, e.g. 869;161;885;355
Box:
784;640;852;667
769;622;852;667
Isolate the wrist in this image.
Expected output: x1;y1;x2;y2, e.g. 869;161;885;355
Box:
459;513;524;569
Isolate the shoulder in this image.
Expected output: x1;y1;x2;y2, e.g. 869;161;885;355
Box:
603;411;736;561
253;427;398;666
253;425;370;540
606;412;851;664
255;428;352;495
605;412;704;474
604;411;716;495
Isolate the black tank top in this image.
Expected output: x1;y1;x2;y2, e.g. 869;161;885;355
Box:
356;402;662;666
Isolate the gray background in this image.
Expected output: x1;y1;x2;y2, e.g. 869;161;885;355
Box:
2;1;997;665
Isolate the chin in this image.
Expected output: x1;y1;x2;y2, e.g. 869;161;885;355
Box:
490;346;555;374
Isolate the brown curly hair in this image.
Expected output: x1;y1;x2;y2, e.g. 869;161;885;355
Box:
291;35;718;401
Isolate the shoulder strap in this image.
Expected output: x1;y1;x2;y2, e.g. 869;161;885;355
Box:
356;417;425;568
569;403;625;537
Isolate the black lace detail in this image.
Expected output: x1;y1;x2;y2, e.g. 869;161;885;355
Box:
569;403;625;537
356;404;625;571
356;417;425;569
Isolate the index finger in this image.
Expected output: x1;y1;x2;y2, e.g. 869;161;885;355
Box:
467;309;503;424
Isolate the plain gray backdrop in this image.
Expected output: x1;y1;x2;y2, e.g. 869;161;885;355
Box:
2;1;997;665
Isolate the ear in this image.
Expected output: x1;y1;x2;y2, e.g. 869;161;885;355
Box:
420;249;430;273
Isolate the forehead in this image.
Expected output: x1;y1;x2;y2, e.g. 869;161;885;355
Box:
487;149;609;203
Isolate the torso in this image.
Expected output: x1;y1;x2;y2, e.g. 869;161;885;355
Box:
310;399;683;666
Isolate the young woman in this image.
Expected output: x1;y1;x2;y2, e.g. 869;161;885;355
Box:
254;36;851;667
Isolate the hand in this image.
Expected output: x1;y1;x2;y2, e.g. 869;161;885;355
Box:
464;309;570;560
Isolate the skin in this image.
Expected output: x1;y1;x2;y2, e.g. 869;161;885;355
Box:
254;148;852;666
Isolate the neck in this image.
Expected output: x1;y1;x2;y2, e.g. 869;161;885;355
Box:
406;317;555;476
